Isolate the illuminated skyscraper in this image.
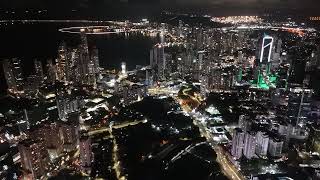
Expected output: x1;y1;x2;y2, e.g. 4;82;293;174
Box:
231;128;245;159
255;35;277;89
60;121;79;152
260;35;274;64
43;123;63;159
56;89;84;120
255;131;269;157
121;62;127;75
90;48;100;82
80;135;92;172
57;42;67;82
2;58;24;94
18;139;47;179
268;137;283;157
34;59;44;83
238;115;251;132
287;86;313;126
243;131;256;159
150;44;166;80
46;59;57;84
198;50;207;71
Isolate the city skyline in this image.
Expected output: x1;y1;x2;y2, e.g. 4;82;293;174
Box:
0;2;320;180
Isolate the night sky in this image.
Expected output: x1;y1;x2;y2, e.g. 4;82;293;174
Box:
0;0;319;16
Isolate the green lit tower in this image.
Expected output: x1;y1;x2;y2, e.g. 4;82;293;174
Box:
255;35;277;89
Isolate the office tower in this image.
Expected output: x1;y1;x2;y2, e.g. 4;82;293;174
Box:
231;128;245;159
80;32;89;54
268;137;283;157
46;59;57;84
145;69;153;87
34;60;44;83
260;36;274;64
43;123;63;159
57;43;67;82
196;28;204;50
56;88;84;120
198;50;207;71
150;44;166;80
2;58;24;94
238;115;251;132
56;89;68;120
243;131;256;159
121;62;127;75
18;139;47;179
80;136;92;172
200;74;209;97
86;48;99;87
25;75;40;96
255;35;277;89
287;87;313;126
255;131;269;157
90;48;100;82
60;121;79;152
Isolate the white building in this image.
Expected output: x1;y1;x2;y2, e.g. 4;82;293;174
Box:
255;131;269;157
243;131;256;159
268;137;283;157
231;128;245;159
80;136;92;173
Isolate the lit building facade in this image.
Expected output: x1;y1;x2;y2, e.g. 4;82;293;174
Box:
18;139;47;179
231;128;245;159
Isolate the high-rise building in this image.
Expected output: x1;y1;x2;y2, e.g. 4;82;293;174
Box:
46;59;57;84
79;135;92;172
121;62;127;75
231;128;245;159
255;131;269;157
2;58;24;94
260;36;274;64
60;121;79;152
56;89;84;120
243;131;256;159
268;137;283;157
34;59;44;83
43;123;63;159
87;48;99;87
18;139;47;179
254;35;277;90
287;86;313;126
90;48;100;83
239;115;251;132
150;44;166;80
57;42;67;82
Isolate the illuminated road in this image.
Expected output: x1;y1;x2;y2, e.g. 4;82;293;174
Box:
149;84;245;180
191;114;245;180
150;83;244;180
88;119;147;136
110;127;126;180
87;119;147;180
215;146;244;180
